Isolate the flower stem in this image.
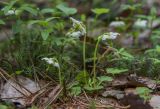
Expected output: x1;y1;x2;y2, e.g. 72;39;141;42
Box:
58;67;62;86
83;34;87;83
55;59;62;86
93;37;101;87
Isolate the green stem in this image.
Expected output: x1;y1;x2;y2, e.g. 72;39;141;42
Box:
83;34;87;83
58;66;62;86
55;59;62;86
93;37;101;87
149;18;154;37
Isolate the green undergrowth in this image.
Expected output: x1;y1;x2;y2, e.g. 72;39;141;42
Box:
0;0;160;101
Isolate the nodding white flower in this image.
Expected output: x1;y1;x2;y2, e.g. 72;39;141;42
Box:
70;17;81;27
101;32;120;41
5;10;15;16
134;19;148;29
109;21;125;27
67;17;86;38
54;62;60;68
42;58;54;64
42;57;59;68
4;9;21;16
67;31;82;39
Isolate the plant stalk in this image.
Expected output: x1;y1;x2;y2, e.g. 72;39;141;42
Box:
83;34;87;83
58;67;62;86
55;59;62;86
93;37;101;86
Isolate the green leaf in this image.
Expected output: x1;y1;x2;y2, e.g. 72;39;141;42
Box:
67;81;79;89
52;38;63;46
0;105;7;109
28;17;58;27
118;48;134;59
2;0;18;14
76;71;89;84
41;30;50;40
56;4;77;15
28;20;42;25
2;6;11;14
121;51;134;59
71;86;81;96
155;45;160;53
153;30;160;34
28;20;48;27
97;76;113;82
91;8;109;15
45;17;59;22
121;4;141;11
12;20;22;34
0;20;5;25
84;85;103;91
20;6;38;16
151;7;157;16
136;87;152;101
15;70;22;75
149;58;160;64
41;8;55;14
107;68;128;75
136;87;152;94
136;15;148;19
121;4;133;10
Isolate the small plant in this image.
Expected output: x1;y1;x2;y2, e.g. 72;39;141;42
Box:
136;87;152;102
91;8;109;19
67;17;87;84
84;76;113;91
28;17;59;40
2;0;38;16
0;20;5;25
0;104;8;109
42;57;62;85
93;32;119;86
106;68;128;76
67;17;120;91
56;4;77;16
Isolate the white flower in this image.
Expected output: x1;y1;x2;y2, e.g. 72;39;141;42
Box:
101;32;120;41
54;62;60;68
134;19;148;29
70;17;81;27
4;9;21;16
101;34;109;41
69;17;86;37
42;58;54;64
42;57;59;68
109;32;120;39
5;10;15;16
109;21;125;27
67;31;82;39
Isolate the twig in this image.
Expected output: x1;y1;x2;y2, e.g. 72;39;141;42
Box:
76;97;130;109
0;68;28;97
0;68;33;95
27;82;51;105
42;85;63;109
1;97;24;99
83;90;89;102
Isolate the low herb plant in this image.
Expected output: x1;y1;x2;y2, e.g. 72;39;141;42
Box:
66;17;121;92
136;87;152;103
